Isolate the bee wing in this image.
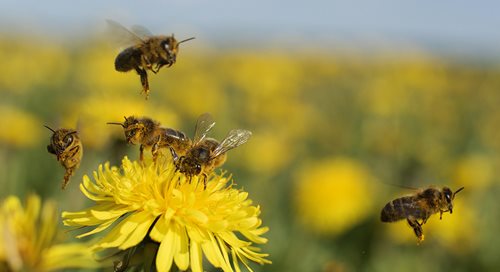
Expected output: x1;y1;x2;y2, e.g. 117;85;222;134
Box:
106;19;146;47
130;24;154;39
210;129;252;159
193;113;216;145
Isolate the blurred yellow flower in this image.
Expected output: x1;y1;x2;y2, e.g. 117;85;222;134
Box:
62;155;271;272
0;194;98;271
293;158;376;235
243;131;294;175
0;39;69;94
453;154;494;190
424;199;476;252
222;52;303;97
75;44;138;96
0;105;42;147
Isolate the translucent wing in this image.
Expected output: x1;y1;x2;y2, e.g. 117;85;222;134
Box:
193;113;216;145
130;24;154;39
210;129;252;159
106;19;146;47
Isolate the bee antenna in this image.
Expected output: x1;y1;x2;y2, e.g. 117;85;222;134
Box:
453;187;465;198
44;125;56;133
107;122;125;127
177;37;195;47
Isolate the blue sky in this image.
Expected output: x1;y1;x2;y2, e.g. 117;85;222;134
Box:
1;0;499;53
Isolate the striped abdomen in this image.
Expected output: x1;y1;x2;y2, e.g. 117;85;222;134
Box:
380;196;428;222
115;46;142;72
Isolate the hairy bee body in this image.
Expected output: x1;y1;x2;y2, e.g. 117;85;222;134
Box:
381;186;464;242
171;113;251;186
108;116;190;162
45;126;83;189
114;46;142;72
108;20;194;98
177;138;226;176
381;188;442;222
159;127;192;156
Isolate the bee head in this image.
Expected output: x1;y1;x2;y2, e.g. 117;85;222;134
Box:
108;116;143;144
45;125;78;154
179;156;202;176
162;36;195;60
442;186;465;213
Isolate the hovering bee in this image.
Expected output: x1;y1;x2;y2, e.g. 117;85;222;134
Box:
380;186;465;242
45;126;83;189
170;113;252;186
107;116;191;162
107;19;195;99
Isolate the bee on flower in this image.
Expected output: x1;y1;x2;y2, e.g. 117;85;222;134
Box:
62;152;271;272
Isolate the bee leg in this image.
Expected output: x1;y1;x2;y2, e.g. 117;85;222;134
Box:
139;144;145;162
135;67;149;98
142;55;153;70
199;173;208;190
407;217;424;242
151;143;159;163
153;63;165;73
114;246;137;272
169;147;179;164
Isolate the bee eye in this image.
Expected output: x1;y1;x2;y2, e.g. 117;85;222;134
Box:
164;43;170;50
65;135;73;145
127;130;136;137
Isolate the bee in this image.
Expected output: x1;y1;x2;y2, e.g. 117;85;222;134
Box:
380;186;465;242
107;19;195;99
45;126;83;189
107;116;191;162
170;113;252;186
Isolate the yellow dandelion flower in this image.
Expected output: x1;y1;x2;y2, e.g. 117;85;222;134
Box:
0;194;99;271
62;155;271;272
453;154;494;190
0;105;42;148
293;158;376;235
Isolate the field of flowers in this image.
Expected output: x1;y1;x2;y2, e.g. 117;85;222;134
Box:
1;35;500;271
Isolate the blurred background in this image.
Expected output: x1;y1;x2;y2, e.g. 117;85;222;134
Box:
1;1;500;271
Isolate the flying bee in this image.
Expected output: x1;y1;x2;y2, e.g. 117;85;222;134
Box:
45;126;83;190
107;19;195;99
107;116;191;162
380;186;465;242
170;113;252;187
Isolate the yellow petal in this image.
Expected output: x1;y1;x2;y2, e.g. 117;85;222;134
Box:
231;249;242;272
216;235;233;271
42;243;99;270
150;214;167;242
190;239;203;272
90;203;130;220
201;236;221;268
119;213;156;249
76;219;116;238
94;211;150;249
186;224;210;242
174;225;189;270
156;221;178;272
62;210;105;226
218;231;251;248
25;194;41;223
